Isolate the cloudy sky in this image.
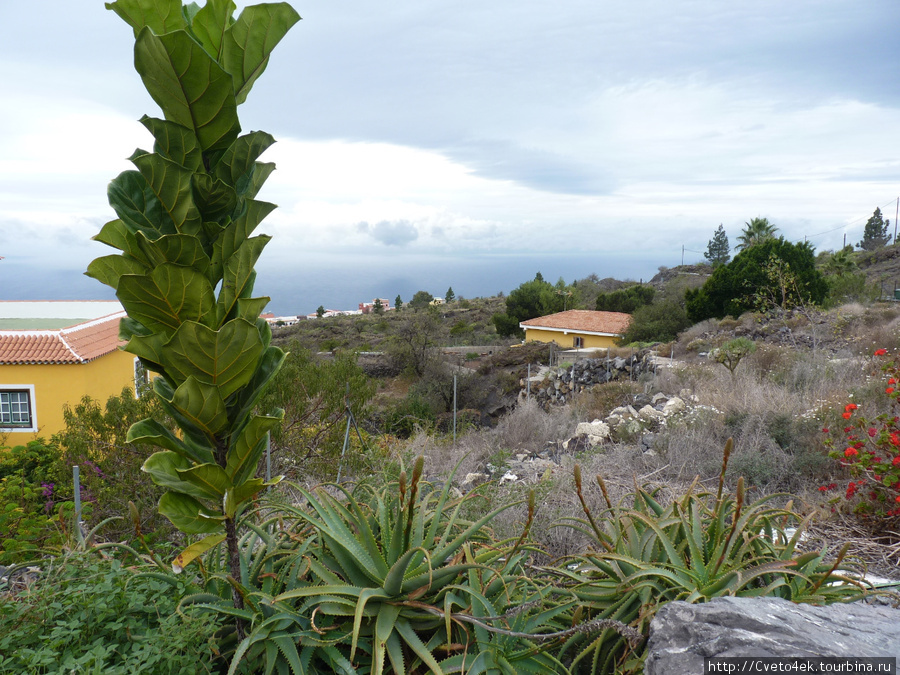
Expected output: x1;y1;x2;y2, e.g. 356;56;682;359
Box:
2;1;900;314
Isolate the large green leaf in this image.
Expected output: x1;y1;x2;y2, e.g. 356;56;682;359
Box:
108;170;173;237
132;152;203;235
159;491;222;534
225;412;282;483
162;319;264;399
142;450;217;500
208;201;276;283
172;533;226;573
93;219;147;261
235;297;271;323
153;377;221;450
128;418;215;464
171;376;229;438
124;332;168;378
244;162;276;200
217;235;270;323
177;462;233;498
191;173;238;222
227;346;286;437
140;115;202;171
222;3;301;105
134;231;211;274
134;26;240;153
106;0;185;38
189;0;235;60
85;254;149;290
117;263;216;334
213;131;275;193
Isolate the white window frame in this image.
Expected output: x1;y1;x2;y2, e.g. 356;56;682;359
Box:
0;384;38;433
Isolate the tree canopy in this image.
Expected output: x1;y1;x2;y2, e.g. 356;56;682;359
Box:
735;217;778;252
686;237;827;321
409;290;434;309
858;207;892;250
492;273;568;337
704;224;730;266
595;285;654;313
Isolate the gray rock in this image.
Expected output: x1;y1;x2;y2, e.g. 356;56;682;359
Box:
645;597;900;675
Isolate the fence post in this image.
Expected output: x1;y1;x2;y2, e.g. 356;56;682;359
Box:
453;374;458;445
526;363;531;402
73;465;84;544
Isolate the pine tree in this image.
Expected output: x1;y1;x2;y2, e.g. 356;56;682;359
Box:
316;305;325;318
395;295;403;310
858;207;892;251
373;298;384;314
704;224;731;267
445;287;455;303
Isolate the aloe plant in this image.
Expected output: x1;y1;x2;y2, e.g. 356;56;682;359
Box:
87;0;299;631
557;440;869;674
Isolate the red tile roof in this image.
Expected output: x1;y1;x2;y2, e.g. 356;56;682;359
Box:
0;312;126;365
520;310;632;336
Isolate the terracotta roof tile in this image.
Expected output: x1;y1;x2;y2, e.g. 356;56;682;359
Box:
520;310;632;336
0;312;126;365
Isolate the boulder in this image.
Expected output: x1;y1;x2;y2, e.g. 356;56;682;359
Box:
662;396;686;416
575;420;611;445
644;597;900;675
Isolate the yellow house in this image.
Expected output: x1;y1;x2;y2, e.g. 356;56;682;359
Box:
1;301;137;444
519;310;632;349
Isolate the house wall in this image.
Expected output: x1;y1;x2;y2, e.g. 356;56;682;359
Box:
524;328;619;349
1;350;136;444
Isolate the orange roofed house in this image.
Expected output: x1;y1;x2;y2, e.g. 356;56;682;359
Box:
1;301;138;443
519;310;632;350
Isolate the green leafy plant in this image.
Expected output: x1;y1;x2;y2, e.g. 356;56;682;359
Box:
557;441;868;674
711;337;757;379
0;551;222;675
86;0;299;632
185;457;568;674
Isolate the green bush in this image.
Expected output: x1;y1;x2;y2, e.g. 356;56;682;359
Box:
384;392;437;438
620;298;691;343
595;284;654;313
0;552;222;674
558;446;867;673
0;441;85;564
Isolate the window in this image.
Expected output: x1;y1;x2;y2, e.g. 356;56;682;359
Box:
573;336;584;349
1;388;35;431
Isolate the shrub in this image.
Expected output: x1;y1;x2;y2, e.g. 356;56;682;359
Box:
559;445;868;673
821;348;900;524
0;441;87;564
620;298;691;343
0;552;222;674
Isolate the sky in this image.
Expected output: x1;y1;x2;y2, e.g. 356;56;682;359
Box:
2;0;900;315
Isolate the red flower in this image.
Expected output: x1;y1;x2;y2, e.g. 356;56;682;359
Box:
869;428;878;437
822;428;830;434
845;447;859;457
892;456;900;466
842;412;852;419
845;403;858;411
844;427;853;433
895;495;900;503
888;388;895;394
890;378;897;385
875;348;888;356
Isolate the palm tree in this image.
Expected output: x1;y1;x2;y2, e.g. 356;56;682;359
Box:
735;217;778;251
823;248;858;276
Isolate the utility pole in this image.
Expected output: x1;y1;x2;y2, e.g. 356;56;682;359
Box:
681;245;685;266
894;197;898;245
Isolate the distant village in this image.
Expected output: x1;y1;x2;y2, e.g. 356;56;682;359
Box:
260;296;448;326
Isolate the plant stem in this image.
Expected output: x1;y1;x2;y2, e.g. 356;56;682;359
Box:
224;516;246;641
